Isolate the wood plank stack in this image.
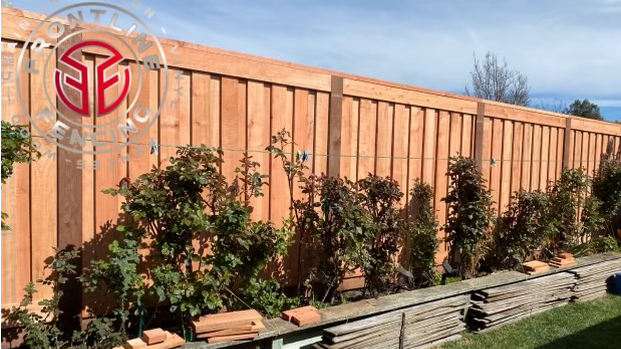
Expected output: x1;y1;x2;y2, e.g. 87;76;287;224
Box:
549;253;577;268
313;294;469;349
190;309;265;343
115;329;184;349
282;306;321;326
468;272;575;331
520;260;550;274
568;258;621;302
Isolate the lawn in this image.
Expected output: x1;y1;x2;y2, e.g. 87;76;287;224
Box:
439;294;621;349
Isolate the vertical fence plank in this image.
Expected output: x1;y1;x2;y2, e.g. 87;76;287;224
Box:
510;122;524;196
314;92;330;175
539;126;551;189
481;118;492;183
530;125;542;191
462;113;474;158
29;46;58;301
499;120;513;213
375;101;393;178
489;119;504;212
220;77;246;180
474;102;485;171
339;96;353;179
357;99;377;181
247;81;270;221
435;111;450;260
421;108;436;186
392;104;410;208
548;127;559;184
449;112;462;158
408;107;424;186
328;76;343;177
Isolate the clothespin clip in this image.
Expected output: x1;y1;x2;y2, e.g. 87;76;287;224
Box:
296;149;309;162
149;138;158;155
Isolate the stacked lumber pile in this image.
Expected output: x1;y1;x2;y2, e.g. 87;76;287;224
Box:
282;306;321;326
115;329;184;349
191;309;265;343
569;258;621;302
468;272;575;331
313;294;469;349
549;253;577;268
520;260;550;274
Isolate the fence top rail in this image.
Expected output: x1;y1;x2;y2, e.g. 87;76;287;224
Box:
2;6;621;131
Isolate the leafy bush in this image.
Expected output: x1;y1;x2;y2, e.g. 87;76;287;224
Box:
443;156;495;279
407;180;440;285
357;174;404;296
491;190;553;269
546;168;591;252
581;196;606;239
233;278;300;318
309;175;370;303
6;249;123;349
588;235;621;253
570;235;621;256
80;232;146;338
592;158;621;234
267;131;371;303
1;121;40;230
104;146;224;336
104;146;293;337
266;130;312;292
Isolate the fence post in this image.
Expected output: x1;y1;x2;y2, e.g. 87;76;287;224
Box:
56;26;84;333
562;118;572;169
474;101;486;172
327;75;343;177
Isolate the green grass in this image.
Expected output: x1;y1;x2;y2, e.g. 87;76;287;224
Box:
440;295;621;349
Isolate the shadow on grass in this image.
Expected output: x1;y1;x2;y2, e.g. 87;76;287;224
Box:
536;314;621;349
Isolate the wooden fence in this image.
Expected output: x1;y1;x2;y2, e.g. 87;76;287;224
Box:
2;6;621;311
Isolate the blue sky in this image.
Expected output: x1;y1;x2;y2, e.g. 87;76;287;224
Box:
11;0;621;121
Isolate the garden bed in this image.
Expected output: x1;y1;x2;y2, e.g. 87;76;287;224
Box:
187;252;620;349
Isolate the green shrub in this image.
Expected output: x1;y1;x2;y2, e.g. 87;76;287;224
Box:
406;180;439;286
104;146;293;337
358;174;405;297
588;235;621;253
234;278;300;318
268;131;369;303
1;121;40;230
592;158;621;234
443;156;495;279
266;130;313;293
309;175;370;303
546;168;591;252
6;249;123;349
491;190;553;269
80;233;146;338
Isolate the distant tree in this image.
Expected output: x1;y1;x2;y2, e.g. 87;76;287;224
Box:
465;51;530;106
564;99;602;120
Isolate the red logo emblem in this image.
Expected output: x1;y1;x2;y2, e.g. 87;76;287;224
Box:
54;40;130;116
